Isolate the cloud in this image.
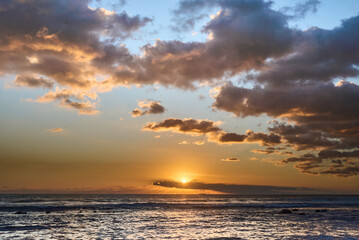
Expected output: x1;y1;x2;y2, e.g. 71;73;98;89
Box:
281;0;321;19
218;130;281;146
153;180;318;194
268;123;345;151
279;152;359;177
213;81;359;149
47;128;64;133
268;122;359;177
13;74;54;89
165;0;359;155
171;12;208;32
198;94;206;100
121;0;296;89
60;99;99;115
0;0;151;113
30;88;99;115
194;140;205;145
221;157;240;162
131;100;165;117
143;118;221;135
1;0;359;178
255;15;359;88
252;147;290;155
2;0;359;118
143;118;281;146
212;80;359;176
0;3;148;88
213;81;359;122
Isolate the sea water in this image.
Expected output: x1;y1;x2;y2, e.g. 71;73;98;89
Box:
0;194;358;239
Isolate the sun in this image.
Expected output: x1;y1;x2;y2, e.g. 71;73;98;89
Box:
180;178;188;184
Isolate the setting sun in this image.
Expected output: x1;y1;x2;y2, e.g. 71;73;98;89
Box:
180;179;188;184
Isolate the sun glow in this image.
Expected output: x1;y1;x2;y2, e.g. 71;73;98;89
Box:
180;178;188;184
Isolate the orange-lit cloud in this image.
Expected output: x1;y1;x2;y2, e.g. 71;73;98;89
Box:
47;128;64;133
131;100;165;117
1;0;359;179
0;0;151;114
221;157;240;162
29;88;99;115
194;141;205;145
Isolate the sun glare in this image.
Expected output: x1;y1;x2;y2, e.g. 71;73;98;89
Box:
180;179;188;184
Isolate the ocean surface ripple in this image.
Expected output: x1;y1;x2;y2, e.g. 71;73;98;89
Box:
0;194;358;239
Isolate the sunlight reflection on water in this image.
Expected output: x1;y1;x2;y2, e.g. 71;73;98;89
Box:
0;194;358;239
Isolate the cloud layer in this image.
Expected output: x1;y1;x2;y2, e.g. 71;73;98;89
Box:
212;81;359;176
0;0;151;113
143;118;281;146
1;0;359;177
3;0;359;105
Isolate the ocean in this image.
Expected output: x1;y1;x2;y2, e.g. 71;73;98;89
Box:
0;194;358;239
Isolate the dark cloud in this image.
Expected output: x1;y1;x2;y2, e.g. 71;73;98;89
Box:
268;123;342;151
62;99;98;115
166;0;359;90
126;0;294;89
252;149;275;154
143;2;359;177
3;0;359;116
221;157;240;162
1;0;359;178
99;0;298;89
213;80;359;176
131;100;166;117
153;180;317;194
218;130;281;146
0;0;151;113
318;150;359;159
213;81;359;123
252;147;290;155
143;118;221;134
131;109;142;117
267;123;359;177
143;118;281;146
13;74;54;89
0;0;151;43
214;81;359;146
280;152;359;177
218;132;246;142
256;15;359;87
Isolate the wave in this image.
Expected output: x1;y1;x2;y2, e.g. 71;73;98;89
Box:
0;225;49;232
0;200;359;212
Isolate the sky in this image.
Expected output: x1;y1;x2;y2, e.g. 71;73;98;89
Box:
1;0;359;194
